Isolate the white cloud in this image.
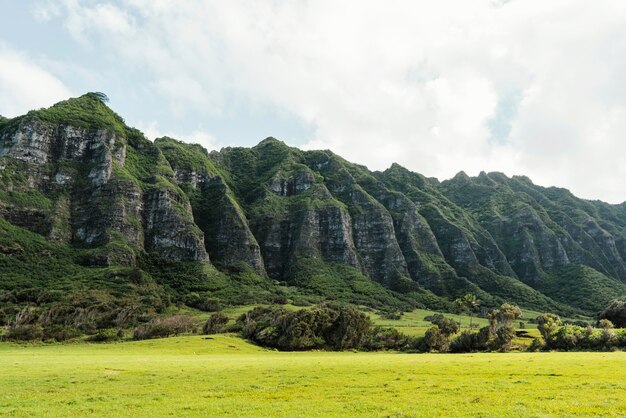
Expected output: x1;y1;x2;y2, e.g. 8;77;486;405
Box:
38;0;626;202
61;0;133;40
0;45;73;117
31;1;62;22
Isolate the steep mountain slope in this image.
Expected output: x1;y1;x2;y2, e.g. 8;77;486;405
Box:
0;94;624;317
438;171;626;310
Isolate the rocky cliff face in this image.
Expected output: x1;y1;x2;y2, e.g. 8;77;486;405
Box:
1;94;625;315
155;137;264;273
0;94;209;267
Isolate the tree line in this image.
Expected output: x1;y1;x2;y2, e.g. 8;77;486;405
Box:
3;288;626;352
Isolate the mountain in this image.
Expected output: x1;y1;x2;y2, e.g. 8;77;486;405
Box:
0;94;624;318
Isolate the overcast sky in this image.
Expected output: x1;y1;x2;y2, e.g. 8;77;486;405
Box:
0;1;624;203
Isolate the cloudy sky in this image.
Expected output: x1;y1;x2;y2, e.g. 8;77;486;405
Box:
0;1;624;203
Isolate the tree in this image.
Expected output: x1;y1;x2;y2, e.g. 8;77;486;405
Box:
91;91;109;102
536;313;562;348
238;303;372;351
454;293;480;328
423;326;448;352
599;299;626;328
203;312;229;334
430;315;460;337
487;303;522;351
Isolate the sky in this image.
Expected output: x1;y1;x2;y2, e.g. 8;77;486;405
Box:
0;1;624;203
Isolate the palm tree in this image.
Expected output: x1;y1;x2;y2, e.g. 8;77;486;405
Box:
462;293;480;328
453;293;480;328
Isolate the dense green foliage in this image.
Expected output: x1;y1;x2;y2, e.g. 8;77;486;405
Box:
536;312;626;350
133;315;199;340
599;298;626;327
239;303;373;350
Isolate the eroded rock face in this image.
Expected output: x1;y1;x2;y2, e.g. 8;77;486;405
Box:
344;186;408;286
249;202;362;279
317;205;361;268
438;170;626;288
156;137;265;273
0;119;125;173
268;168;316;196
72;180;144;248
0;116;209;265
143;187;209;262
198;177;265;273
173;168;206;190
485;209;571;285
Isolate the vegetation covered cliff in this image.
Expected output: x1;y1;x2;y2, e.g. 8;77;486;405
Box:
0;94;624;320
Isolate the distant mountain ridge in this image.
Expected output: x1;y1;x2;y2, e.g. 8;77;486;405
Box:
0;93;624;315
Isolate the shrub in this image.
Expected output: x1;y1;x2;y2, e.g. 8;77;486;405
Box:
133;315;198;340
599;299;626;328
238;302;372;351
203;312;230;335
527;337;545;352
6;324;44;341
12;306;40;326
430;315;460;337
422;326;448;352
185;293;222;312
87;329;123;343
424;314;444;323
43;325;80;342
364;326;416;351
537;313;563;348
381;311;403;320
616;329;626;348
598;328;616;348
552;324;584;350
449;328;490;353
598;319;614;329
323;304;371;350
272;295;289;305
449;304;521;352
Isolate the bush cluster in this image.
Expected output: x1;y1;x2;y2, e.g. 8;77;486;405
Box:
202;312;230;335
184;293;222;312
1;292;147;342
238;302;372;351
447;303;522;353
363;326;419;351
235;303;528;353
599;299;626;328
536;313;626;351
133;315;199;340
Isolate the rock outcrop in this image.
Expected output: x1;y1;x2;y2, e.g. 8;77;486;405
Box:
0;94;209;266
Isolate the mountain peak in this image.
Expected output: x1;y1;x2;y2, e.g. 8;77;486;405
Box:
255;137;287;148
452;171;471;182
18;92;127;137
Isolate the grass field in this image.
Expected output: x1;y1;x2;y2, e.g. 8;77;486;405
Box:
1;335;625;417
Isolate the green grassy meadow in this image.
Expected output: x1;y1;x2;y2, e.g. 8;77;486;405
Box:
1;335;625;417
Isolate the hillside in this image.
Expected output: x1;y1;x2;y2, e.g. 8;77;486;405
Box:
0;94;624;319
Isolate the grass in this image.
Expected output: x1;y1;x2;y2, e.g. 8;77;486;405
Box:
1;335;625;417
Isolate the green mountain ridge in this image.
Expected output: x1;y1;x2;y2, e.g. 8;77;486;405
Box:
0;94;624;318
